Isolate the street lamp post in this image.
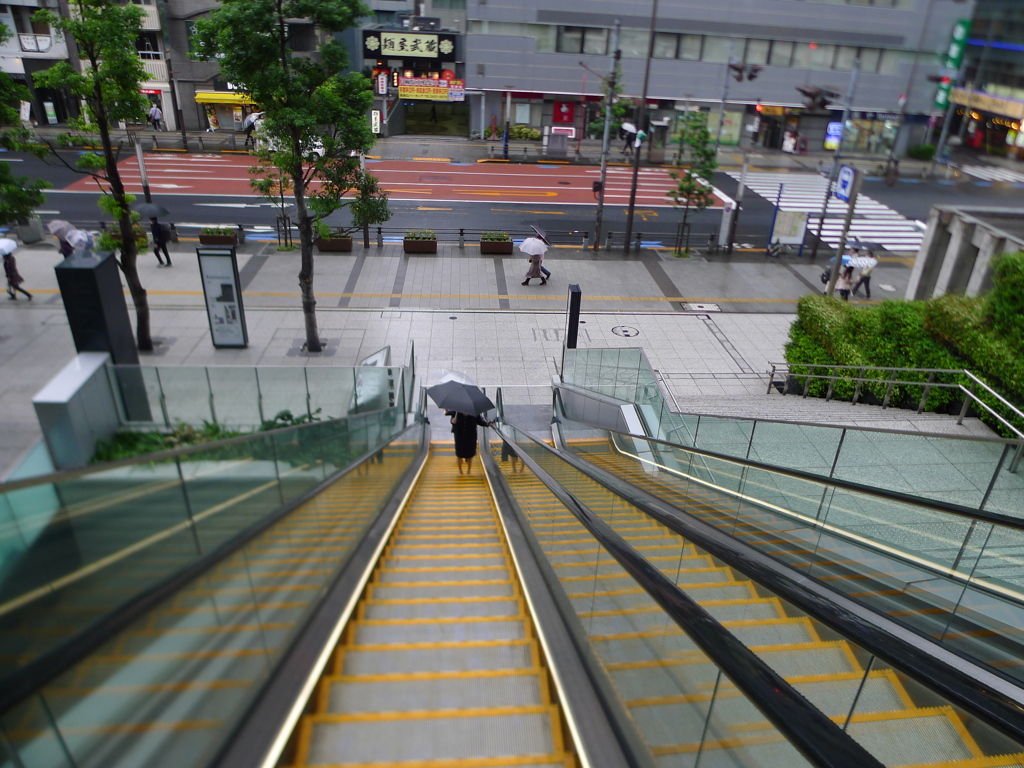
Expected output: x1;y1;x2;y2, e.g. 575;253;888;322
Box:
623;0;659;256
593;22;621;251
713;38;738;156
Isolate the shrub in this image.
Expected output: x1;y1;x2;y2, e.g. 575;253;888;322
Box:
405;229;436;240
906;144;936;161
481;231;510;241
509;124;541;141
201;226;234;236
985;252;1024;350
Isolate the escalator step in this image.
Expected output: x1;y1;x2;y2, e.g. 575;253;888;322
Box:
326;671;544;713
363;597;522;620
301;708;560;766
369;583;516;600
341;641;536;675
355;619;526;645
377;567;508;583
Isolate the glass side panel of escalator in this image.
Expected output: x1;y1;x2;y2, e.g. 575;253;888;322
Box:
558;419;1024;687
0;422;421;768
494;425;1024;768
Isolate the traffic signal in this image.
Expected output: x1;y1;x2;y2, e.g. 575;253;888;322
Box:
796;85;841;111
755;101;763;113
729;62;746;82
748;65;763;81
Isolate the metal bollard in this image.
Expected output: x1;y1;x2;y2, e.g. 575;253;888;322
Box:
606;231;613;250
634;233;642;254
376;227;383;248
523;146;528;160
236;224;246;244
581;231;588;249
459;228;465;248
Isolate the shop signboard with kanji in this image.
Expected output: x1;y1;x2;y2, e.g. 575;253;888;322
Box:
363;31;457;59
398;78;465;102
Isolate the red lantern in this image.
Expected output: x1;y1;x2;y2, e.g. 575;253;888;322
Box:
441;69;456;82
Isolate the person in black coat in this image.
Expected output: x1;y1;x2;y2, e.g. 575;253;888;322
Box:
150;217;171;267
445;410;494;475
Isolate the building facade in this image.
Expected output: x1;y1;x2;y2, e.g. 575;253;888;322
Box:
952;0;1024;159
0;0;70;126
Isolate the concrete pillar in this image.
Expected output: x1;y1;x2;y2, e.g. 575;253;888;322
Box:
932;216;976;297
965;230;1001;297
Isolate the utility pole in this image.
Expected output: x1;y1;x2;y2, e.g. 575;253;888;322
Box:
594;22;621;251
826;167;861;297
713;38;737;156
623;0;659;255
725;151;748;254
811;59;859;260
166;58;188;151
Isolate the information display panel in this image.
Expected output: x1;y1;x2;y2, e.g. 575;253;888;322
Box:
197;247;248;348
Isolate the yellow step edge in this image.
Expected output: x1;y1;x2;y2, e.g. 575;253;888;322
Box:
42;679;251;697
557;567;727;584
5;718;221;740
590;616;817;643
565;583;755;599
290;751;574;768
346;638;533;652
604;640;860;671
308;703;557;723
326;667;544;684
578;596;778;618
651;731;784;756
357;616;526;626
379;566;508;573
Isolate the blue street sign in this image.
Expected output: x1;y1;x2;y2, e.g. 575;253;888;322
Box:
835;165;855;202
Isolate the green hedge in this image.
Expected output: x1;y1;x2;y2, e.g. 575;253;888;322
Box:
785;253;1024;434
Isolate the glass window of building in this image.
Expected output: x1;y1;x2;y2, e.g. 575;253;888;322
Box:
769;40;794;67
702;35;732;63
533;24;556;53
652;32;677;59
878;49;909;75
618;29;648;58
557;26;584;54
859;47;881;73
833;45;858;70
808;43;836;69
583;27;609;56
431;0;465;8
679;34;702;61
745;39;770;65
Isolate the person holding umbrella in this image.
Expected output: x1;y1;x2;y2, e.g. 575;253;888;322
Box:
426;380;495;475
2;240;31;301
46;219;75;258
520;226;551;287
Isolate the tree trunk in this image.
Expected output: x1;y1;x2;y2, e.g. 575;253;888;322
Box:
97;104;152;352
292;169;322;353
682;202;691;253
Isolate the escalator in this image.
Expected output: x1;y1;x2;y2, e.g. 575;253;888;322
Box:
492;424;1024;767
286;447;574;767
5;403;1024;768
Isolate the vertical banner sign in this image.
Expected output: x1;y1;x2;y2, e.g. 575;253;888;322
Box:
197;247;248;348
375;72;389;95
935;19;972;109
371;110;382;134
564;285;582;350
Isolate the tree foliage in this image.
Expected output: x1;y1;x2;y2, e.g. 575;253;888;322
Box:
587;64;630;139
666;112;718;253
193;0;380;353
32;0;154;351
0;25;48;225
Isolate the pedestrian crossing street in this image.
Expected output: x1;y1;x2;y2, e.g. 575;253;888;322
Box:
727;171;925;253
958;165;1024;184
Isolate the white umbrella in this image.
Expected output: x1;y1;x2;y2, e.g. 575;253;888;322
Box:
46;220;74;239
428;368;476;386
243;112;263;130
0;238;17;256
621;121;637;134
519;237;548;257
66;230;92;249
847;256;877;269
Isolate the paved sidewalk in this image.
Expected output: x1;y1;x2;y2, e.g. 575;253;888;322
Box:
0;234;958;477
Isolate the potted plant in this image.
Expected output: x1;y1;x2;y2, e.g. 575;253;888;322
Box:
314;220;353;252
199;226;238;246
480;231;513;254
403;229;437;254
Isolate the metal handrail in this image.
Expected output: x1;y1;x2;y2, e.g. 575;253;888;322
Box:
0;418;427;717
553;389;1024;532
554;380;1022;446
0;405;400;495
492;423;884;768
768;362;1024;441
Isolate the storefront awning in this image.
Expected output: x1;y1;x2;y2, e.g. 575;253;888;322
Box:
951;88;1024;121
194;91;254;105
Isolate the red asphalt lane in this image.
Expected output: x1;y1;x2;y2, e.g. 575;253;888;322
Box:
62;154;728;209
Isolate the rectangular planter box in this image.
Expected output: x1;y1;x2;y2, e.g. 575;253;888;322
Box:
480;240;513;254
317;237;354;252
403;238;438;254
199;235;239;246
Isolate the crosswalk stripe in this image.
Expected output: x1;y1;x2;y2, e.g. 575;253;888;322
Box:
727;171;923;253
959;165;1024;184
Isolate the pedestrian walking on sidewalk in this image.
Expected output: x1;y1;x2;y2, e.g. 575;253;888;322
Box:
4;252;31;300
150;217;172;267
148;104;163;131
835;265;854;301
522;255;544;286
852;252;878;300
519;228;550;286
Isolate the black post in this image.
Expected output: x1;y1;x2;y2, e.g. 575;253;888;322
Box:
565;284;582;349
623;0;659;255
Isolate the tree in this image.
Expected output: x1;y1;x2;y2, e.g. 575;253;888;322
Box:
0;25;48;225
587;65;631;140
32;0;154;351
666;112;718;255
309;161;392;240
193;0;377;353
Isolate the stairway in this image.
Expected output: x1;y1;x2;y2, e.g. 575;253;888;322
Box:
569;436;1024;684
1;456;399;768
286;446;575;768
494;442;1024;767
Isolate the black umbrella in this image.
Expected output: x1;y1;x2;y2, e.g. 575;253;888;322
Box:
133;202;170;219
530;225;550;245
426;381;495;416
